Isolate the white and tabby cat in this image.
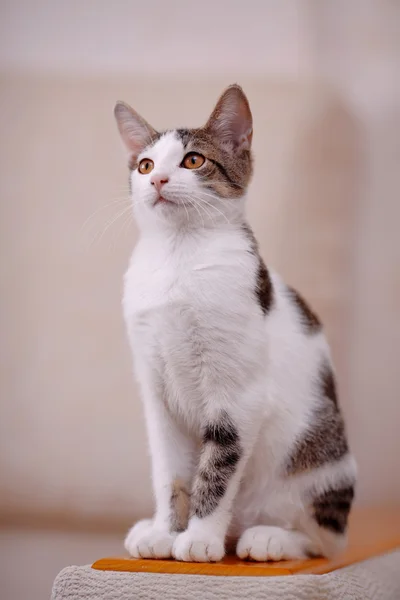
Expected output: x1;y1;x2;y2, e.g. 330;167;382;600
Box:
114;85;356;562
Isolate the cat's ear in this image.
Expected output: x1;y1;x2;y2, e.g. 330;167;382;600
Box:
114;101;158;159
205;84;253;151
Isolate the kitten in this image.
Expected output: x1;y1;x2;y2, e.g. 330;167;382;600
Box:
114;85;356;563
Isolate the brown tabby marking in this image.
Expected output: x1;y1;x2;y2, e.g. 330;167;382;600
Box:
241;223;258;254
286;360;348;475
128;156;137;171
129;134;161;171
321;361;338;406
170;478;190;532
192;413;242;519
287;286;321;334
312;485;354;534
286;401;348;475
242;224;274;315
257;261;274;315
176;129;252;198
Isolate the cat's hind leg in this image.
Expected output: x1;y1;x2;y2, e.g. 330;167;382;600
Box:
236;475;355;561
237;525;316;561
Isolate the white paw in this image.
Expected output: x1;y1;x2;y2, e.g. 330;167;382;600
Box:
124;519;176;559
237;526;308;561
172;530;225;562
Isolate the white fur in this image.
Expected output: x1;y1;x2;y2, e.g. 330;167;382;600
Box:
237;526;311;561
121;131;356;562
125;519;176;559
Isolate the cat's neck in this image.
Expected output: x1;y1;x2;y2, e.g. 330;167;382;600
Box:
135;195;247;239
138;217;246;246
134;220;251;272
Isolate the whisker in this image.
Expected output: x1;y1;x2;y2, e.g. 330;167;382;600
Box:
80;198;131;232
110;207;134;250
186;197;206;228
190;194;230;225
191;196;218;226
120;211;134;238
198;189;230;202
90;204;133;247
182;197;190;224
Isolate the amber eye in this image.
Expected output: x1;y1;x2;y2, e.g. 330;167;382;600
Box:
182;153;205;169
138;158;154;174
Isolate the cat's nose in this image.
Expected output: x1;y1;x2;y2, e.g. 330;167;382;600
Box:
151;175;169;192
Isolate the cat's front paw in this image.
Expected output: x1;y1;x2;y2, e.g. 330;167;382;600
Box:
172;530;225;562
124;519;176;559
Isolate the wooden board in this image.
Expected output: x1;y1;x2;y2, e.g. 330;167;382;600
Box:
92;507;400;577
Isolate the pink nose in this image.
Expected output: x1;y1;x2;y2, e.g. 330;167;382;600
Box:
151;175;169;192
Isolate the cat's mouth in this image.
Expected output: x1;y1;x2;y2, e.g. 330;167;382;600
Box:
154;196;175;207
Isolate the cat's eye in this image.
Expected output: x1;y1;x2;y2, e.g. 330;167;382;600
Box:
138;158;154;174
182;153;205;170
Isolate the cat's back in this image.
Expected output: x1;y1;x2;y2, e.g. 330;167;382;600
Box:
263;270;334;420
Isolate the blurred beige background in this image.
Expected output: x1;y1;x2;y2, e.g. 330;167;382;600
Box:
1;1;399;598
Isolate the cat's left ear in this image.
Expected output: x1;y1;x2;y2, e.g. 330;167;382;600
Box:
205;84;253;151
114;101;158;160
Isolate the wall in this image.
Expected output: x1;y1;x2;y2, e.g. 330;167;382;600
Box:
312;0;400;503
0;0;312;77
1;0;399;531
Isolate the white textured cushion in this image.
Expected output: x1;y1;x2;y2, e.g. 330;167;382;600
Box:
52;550;400;600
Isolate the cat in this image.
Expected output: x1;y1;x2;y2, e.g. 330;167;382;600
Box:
114;84;356;563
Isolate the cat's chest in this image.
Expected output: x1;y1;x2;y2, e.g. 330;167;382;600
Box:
124;254;212;320
123;235;264;425
123;236;253;323
123;237;258;389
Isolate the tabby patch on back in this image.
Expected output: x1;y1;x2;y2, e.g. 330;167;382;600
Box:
115;84;356;564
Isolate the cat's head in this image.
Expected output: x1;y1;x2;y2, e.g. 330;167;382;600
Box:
114;85;253;229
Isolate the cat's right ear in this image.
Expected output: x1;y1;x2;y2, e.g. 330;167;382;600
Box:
114;101;158;160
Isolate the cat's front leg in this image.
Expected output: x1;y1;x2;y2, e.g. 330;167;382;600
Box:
172;405;259;563
125;379;196;559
